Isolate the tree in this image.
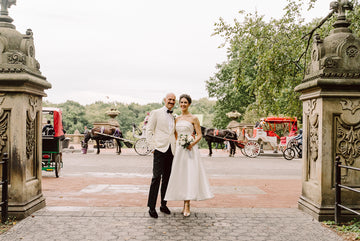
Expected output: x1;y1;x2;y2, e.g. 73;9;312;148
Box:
207;60;256;128
57;100;89;134
207;0;360;127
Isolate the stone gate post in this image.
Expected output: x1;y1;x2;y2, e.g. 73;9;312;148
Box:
295;0;360;221
0;2;51;219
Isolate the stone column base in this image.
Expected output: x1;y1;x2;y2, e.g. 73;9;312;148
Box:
8;195;46;220
298;196;360;222
298;196;334;221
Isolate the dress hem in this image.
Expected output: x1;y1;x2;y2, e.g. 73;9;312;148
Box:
165;195;214;202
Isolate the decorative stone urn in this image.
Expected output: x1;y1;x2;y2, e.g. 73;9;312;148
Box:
226;111;241;133
226;110;241;120
0;1;51;219
106;108;120;128
295;0;360;221
93;108;121;130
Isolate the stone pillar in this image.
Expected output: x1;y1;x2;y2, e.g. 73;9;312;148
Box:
73;129;81;144
0;2;51;219
295;0;360;221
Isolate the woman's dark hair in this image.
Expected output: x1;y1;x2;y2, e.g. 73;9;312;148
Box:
179;94;192;104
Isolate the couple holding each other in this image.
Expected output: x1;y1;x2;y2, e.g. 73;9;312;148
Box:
146;93;213;218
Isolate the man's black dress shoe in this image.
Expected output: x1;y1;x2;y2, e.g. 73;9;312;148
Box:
149;209;158;218
160;206;171;214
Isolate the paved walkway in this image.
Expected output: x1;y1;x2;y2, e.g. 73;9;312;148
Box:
0;150;344;240
0;207;342;241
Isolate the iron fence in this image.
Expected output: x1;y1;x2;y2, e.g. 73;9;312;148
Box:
335;156;360;224
0;153;8;223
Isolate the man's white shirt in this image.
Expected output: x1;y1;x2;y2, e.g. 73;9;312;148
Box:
162;106;174;132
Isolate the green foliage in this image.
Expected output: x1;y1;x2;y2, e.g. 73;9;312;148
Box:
187;98;216;128
324;219;360;239
207;0;360;127
0;216;16;234
207;61;255;128
84;101;113;125
58;101;89;134
349;0;360;37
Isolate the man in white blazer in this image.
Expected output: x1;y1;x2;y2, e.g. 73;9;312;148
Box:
146;93;176;218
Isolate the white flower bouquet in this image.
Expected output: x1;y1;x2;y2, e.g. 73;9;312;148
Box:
178;134;194;149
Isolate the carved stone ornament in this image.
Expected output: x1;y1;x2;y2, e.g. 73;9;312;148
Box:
26;111;35;159
0;93;5;117
340;99;360;115
26;96;38;159
309;114;319;163
305;99;319;164
346;45;358;58
7;52;26;65
0;112;8;155
20;30;36;59
0;94;8;155
26;28;33;37
312;48;318;61
321;72;360;78
307;99;317;115
323;57;337;68
28;96;38;121
29;46;34;57
0;0;16;13
0;67;24;73
36;60;40;70
336;118;360;166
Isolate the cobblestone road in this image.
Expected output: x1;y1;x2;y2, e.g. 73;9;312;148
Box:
0;207;342;241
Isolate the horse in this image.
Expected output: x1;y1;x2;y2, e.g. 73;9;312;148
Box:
201;126;238;157
83;126;129;154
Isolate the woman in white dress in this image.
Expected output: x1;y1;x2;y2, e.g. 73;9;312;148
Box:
164;94;213;217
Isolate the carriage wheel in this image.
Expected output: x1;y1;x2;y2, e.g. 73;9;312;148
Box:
134;138;151;156
287;138;296;148
240;148;247;157
283;148;295;160
244;141;261;158
106;140;115;149
54;154;62;178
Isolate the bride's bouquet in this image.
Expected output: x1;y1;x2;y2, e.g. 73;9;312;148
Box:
179;134;194;149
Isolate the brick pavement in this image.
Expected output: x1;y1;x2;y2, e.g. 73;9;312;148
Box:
42;176;301;208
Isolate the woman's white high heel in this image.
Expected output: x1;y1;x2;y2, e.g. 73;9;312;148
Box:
183;201;190;217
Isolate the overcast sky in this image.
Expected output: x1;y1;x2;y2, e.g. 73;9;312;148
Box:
10;0;331;105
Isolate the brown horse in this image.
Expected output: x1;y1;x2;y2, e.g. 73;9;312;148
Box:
83;127;127;154
201;126;238;157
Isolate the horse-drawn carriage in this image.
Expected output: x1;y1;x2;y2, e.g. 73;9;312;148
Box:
200;117;298;158
81;122;152;156
200;126;262;158
42;107;65;177
243;117;298;157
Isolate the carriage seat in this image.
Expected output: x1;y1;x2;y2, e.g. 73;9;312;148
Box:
42;127;55;136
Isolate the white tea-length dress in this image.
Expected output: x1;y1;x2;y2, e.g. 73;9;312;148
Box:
165;120;214;201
